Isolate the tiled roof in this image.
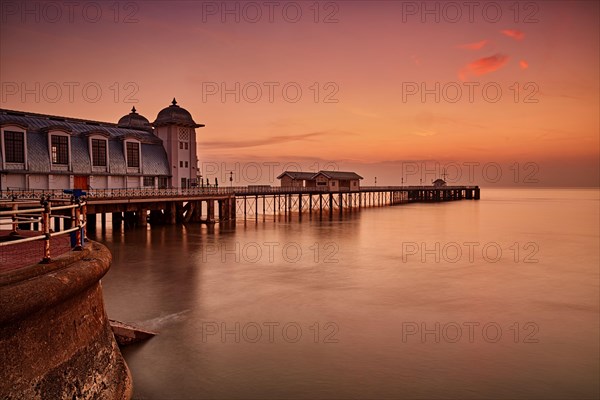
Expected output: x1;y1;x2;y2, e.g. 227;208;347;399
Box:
141;144;170;175
276;171;318;180
108;141;127;174
27;133;51;172
277;170;364;180
71;136;92;173
0;108;170;176
314;171;363;180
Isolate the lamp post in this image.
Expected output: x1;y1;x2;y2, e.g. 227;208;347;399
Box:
229;171;233;187
375;177;377;187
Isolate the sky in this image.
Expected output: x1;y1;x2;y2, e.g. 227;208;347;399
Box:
1;0;598;187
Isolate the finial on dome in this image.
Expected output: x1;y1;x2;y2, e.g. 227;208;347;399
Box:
172;98;177;106
131;106;137;114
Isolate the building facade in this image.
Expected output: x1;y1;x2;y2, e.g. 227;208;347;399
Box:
0;99;203;191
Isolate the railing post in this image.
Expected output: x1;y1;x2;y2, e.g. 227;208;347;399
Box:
75;203;83;250
41;196;51;263
82;201;87;240
11;198;18;233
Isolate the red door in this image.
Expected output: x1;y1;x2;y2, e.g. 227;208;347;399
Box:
74;176;89;190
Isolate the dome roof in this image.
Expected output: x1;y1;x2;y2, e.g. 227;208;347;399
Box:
153;98;204;128
117;107;152;131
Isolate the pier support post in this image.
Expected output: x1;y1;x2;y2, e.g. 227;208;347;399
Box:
86;214;97;231
137;209;147;226
231;197;237;220
166;203;176;225
319;194;323;218
217;200;227;222
191;201;203;222
255;196;259;221
207;200;215;223
111;212;123;229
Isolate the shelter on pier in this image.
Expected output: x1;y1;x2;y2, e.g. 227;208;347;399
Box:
432;179;447;188
277;170;363;190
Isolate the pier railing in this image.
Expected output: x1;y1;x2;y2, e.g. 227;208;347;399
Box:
0;197;87;265
1;185;479;201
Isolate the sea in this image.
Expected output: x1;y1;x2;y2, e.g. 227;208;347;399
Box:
94;188;599;399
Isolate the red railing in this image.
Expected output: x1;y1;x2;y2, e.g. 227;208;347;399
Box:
0;197;87;264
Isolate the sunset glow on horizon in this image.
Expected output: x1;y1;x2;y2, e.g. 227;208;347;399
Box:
1;0;598;186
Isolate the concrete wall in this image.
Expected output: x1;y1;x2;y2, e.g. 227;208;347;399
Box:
0;242;132;399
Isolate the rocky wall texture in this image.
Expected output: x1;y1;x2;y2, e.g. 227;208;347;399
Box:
0;241;132;399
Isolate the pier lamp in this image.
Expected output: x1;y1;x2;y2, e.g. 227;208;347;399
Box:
229;171;233;187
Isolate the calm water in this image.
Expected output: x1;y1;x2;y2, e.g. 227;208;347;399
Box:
96;189;599;399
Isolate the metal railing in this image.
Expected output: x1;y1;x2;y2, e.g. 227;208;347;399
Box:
0;185;479;202
0;196;87;264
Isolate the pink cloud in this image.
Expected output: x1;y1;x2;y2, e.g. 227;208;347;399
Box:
457;40;489;50
519;60;529;69
459;54;510;80
501;29;525;41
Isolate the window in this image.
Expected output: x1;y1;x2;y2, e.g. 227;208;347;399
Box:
158;176;168;189
180;161;183;168
179;142;184;149
184;142;188;150
91;139;107;166
332;181;336;186
51;135;69;164
143;176;154;187
126;142;140;167
4;131;24;163
184;161;188;168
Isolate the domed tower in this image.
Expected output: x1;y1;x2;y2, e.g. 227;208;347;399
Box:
152;99;204;188
117;106;152;132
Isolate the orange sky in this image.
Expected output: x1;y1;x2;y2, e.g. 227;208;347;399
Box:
1;0;598;186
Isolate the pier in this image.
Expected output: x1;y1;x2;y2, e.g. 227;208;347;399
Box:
1;185;480;231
